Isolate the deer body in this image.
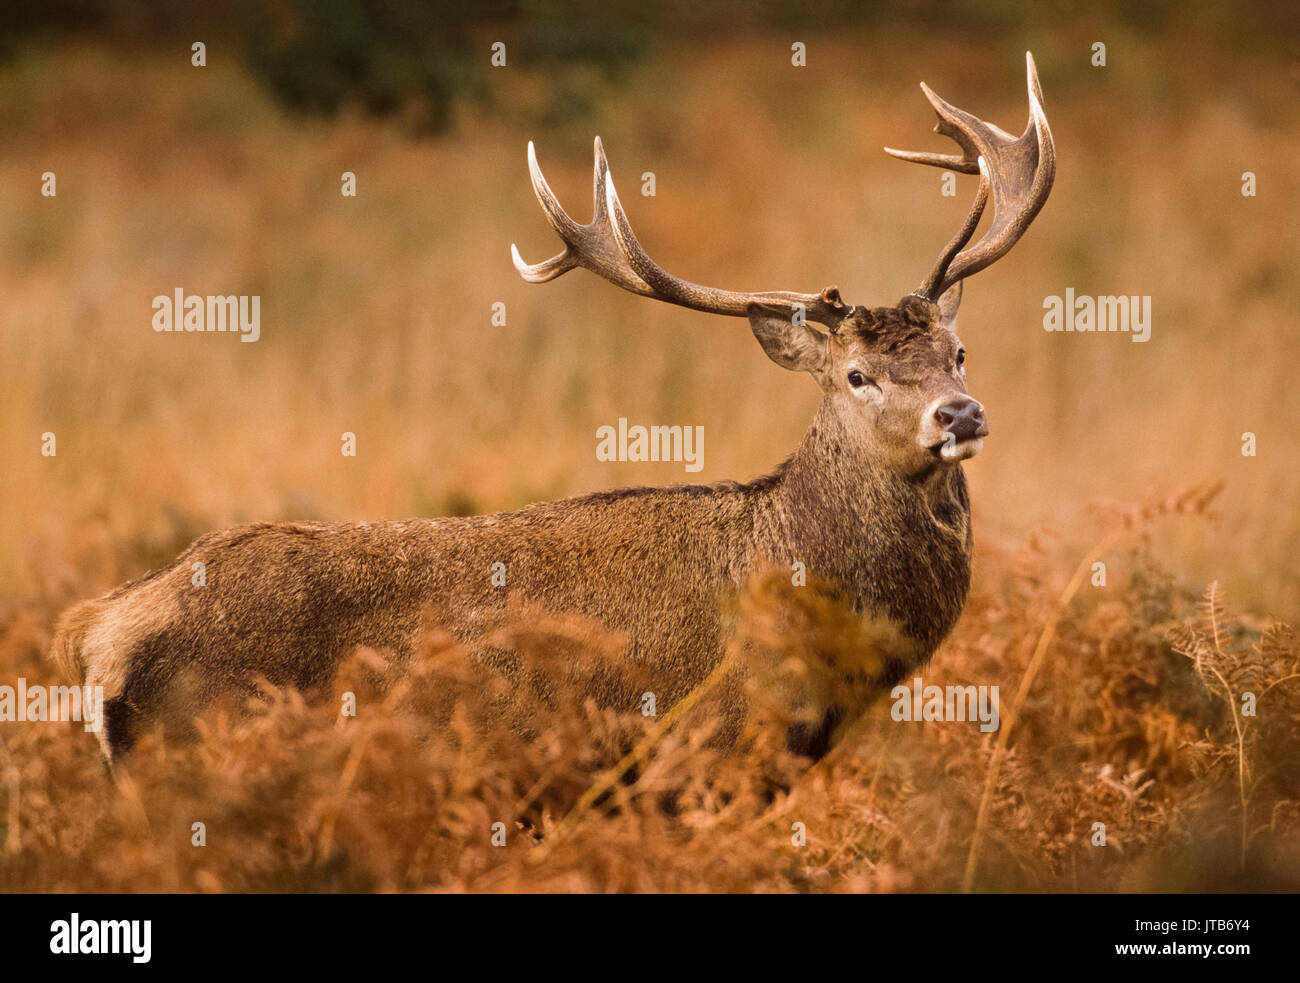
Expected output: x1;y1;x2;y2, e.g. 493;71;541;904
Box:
56;392;971;761
52;54;1053;765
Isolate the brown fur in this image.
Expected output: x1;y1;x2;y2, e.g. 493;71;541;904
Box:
52;295;979;763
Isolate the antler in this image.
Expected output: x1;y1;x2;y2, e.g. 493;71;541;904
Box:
511;137;855;329
885;51;1055;300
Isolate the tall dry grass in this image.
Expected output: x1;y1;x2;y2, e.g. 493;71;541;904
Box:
1;483;1297;892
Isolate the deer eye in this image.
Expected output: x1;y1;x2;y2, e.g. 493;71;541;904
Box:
956;348;966;368
848;370;868;388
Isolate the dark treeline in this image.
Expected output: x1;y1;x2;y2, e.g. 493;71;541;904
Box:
2;0;1295;134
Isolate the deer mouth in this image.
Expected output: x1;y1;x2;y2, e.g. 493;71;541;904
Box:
929;436;985;463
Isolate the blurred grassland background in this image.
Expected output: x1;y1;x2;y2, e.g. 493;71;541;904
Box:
0;0;1298;894
1;1;1296;623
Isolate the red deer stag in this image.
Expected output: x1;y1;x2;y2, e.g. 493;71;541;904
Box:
53;53;1055;765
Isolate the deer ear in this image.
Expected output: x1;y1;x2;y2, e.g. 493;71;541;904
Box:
936;281;963;332
747;306;830;376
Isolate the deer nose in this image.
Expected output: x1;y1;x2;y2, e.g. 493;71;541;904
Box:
935;398;988;442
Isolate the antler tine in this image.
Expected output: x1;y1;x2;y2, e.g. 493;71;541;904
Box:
882;137;980;175
511;139;652;294
512;138;854;329
590;135;611;226
886;51;1056;300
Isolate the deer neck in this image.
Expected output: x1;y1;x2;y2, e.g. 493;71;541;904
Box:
766;402;973;658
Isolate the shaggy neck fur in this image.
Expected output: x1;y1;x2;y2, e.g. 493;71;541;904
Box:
761;400;973;678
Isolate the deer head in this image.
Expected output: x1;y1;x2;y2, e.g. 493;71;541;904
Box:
512;53;1055;481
